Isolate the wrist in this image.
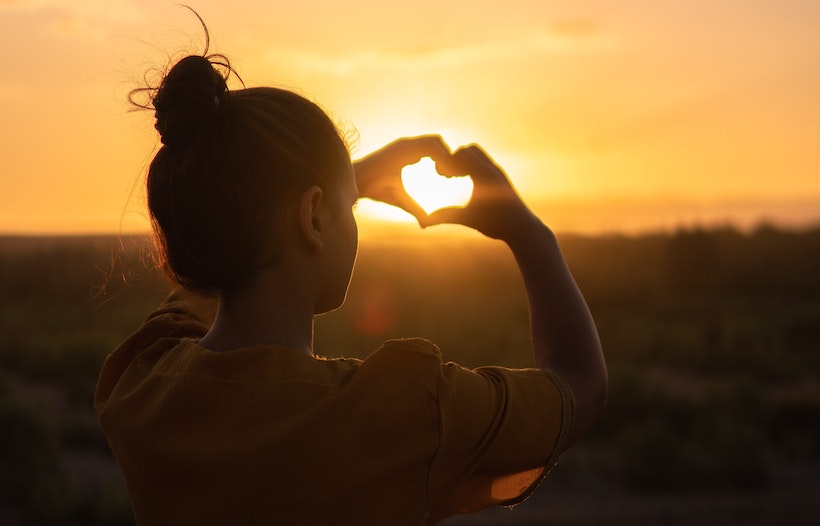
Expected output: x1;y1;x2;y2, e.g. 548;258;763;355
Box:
500;212;553;248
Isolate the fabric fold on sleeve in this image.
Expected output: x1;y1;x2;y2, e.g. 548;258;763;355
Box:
426;361;575;519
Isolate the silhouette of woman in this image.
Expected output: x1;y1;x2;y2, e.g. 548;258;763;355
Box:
95;22;606;526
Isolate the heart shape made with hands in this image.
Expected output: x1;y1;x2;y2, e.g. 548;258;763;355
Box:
401;157;473;214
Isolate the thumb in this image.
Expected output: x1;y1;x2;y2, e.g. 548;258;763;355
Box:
422;206;467;228
389;190;429;228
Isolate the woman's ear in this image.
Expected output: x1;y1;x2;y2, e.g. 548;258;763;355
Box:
298;185;326;251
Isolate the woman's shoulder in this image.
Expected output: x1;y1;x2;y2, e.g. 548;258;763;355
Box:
349;338;446;392
372;337;443;357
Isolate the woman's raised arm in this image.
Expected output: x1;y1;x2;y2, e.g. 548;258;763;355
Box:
426;145;608;445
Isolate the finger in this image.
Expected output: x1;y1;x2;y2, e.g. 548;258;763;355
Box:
393;191;429;226
423;206;466;228
452;145;506;183
393;135;452;167
453;145;496;168
431;152;465;178
428;146;483;180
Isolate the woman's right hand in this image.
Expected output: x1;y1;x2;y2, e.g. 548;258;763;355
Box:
424;145;541;241
353;135;455;225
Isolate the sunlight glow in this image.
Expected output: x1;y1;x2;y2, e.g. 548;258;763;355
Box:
2;1;820;234
401;157;473;214
354;199;415;223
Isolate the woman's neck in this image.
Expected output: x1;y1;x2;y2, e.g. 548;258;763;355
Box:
198;267;316;355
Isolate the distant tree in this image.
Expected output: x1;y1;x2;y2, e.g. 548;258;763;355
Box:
662;228;720;294
0;393;71;523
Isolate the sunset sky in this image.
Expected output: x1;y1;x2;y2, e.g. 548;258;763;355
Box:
1;0;818;235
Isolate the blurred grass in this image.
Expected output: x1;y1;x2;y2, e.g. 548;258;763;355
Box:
1;225;819;524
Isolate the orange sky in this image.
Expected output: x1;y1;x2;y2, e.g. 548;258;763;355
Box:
1;0;819;235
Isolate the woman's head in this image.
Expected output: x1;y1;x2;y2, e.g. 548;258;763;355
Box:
142;54;352;295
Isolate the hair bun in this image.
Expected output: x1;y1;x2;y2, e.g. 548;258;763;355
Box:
153;55;228;147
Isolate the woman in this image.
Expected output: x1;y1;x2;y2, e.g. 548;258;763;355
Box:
95;46;607;525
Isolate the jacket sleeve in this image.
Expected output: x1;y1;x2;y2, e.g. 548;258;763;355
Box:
427;361;574;520
94;288;217;409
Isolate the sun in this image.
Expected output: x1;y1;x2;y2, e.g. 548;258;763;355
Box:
401;157;473;214
353;157;474;223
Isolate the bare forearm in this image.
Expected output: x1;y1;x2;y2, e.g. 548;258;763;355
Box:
504;219;607;443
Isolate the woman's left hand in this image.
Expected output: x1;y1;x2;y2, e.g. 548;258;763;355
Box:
353;135;456;225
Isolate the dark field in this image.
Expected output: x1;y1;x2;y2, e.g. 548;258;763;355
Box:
1;226;819;525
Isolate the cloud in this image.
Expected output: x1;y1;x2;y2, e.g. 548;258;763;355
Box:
549;17;602;40
0;0;144;38
0;0;138;18
266;24;613;76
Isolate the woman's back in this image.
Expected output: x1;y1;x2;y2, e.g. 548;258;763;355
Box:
96;290;572;525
